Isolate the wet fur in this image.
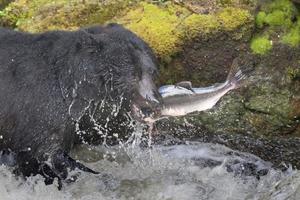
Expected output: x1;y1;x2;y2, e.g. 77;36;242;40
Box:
0;24;160;186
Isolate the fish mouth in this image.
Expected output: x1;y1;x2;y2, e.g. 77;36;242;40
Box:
131;102;162;124
130;93;162;123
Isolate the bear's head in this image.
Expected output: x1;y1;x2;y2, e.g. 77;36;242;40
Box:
61;23;162;144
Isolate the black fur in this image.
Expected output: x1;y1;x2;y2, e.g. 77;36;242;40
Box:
0;23;161;184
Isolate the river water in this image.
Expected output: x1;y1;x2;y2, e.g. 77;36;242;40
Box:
0;130;299;200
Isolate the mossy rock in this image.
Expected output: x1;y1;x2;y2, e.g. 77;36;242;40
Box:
114;2;190;63
252;0;300;52
192;93;248;133
172;0;257;14
245;87;292;118
0;0;134;31
162;83;296;136
158;42;300;137
244;85;294;133
257;0;297;27
115;2;253;62
0;0;253;63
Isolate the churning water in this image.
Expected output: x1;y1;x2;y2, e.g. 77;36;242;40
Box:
0;130;299;200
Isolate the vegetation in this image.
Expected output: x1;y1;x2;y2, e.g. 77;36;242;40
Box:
282;22;300;47
217;7;252;31
250;36;272;55
0;0;133;31
0;0;253;62
116;2;189;62
116;2;252;62
253;0;300;50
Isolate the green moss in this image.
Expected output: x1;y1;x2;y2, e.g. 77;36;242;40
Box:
0;0;133;31
253;0;300;49
119;2;190;61
116;2;253;64
268;0;295;16
116;3;253;62
217;7;252;31
182;14;220;39
256;11;267;28
255;0;295;28
1;0;253;63
0;0;26;28
282;26;300;47
250;36;272;55
182;7;252;40
264;10;292;26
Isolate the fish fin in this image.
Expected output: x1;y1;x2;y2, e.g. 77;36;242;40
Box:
175;81;194;92
226;58;254;88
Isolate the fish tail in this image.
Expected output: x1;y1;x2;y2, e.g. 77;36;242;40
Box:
226;58;253;88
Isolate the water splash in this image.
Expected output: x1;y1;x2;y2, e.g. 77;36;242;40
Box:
0;138;299;200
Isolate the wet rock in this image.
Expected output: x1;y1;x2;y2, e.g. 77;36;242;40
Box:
155;123;300;168
156;44;300;138
154;0;300;138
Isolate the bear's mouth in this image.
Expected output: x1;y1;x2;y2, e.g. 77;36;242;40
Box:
131;104;161;123
130;72;163;123
130;92;162;124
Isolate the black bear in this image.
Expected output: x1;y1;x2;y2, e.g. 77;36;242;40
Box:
0;23;162;185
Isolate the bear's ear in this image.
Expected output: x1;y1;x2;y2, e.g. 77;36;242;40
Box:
80;32;106;53
84;26;105;34
89;33;106;44
87;33;109;47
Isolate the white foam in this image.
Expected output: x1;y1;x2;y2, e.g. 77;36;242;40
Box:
0;142;298;200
